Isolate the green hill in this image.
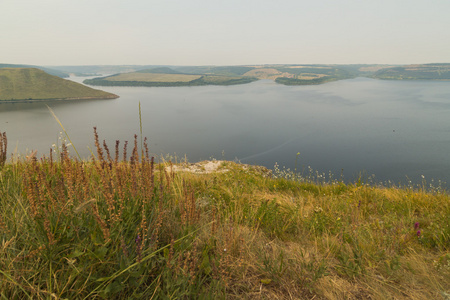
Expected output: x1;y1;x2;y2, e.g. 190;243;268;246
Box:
373;63;450;80
0;63;69;78
0;68;118;102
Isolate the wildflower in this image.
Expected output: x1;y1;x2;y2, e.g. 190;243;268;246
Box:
314;206;323;213
414;222;420;230
417;230;421;237
135;234;142;262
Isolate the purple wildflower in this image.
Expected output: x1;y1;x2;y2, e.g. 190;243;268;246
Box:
414;222;420;230
417;230;421;237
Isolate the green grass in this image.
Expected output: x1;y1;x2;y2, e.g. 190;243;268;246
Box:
0;130;449;299
0;63;69;78
0;68;118;101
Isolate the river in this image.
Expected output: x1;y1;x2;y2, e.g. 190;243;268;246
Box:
1;76;450;188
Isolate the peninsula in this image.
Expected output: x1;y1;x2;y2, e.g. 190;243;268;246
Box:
0;68;118;102
83;67;258;87
81;64;395;87
371;63;450;80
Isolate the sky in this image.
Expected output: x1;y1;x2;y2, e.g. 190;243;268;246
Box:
1;0;450;66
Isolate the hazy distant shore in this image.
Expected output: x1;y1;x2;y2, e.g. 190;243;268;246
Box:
0;95;119;104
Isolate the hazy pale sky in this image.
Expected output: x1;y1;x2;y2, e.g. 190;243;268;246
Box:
1;0;450;66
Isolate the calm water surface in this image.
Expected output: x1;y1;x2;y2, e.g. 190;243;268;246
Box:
1;77;450;187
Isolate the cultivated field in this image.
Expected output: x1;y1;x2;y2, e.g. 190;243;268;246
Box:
105;73;202;82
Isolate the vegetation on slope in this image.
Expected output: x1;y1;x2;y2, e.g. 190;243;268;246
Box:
0;68;118;101
0;130;448;299
0;63;69;78
372;63;450;80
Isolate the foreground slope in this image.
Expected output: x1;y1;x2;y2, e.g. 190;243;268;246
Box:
0;128;448;300
0;68;118;101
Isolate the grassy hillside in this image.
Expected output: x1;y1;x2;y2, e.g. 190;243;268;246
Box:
0;131;448;299
0;68;118;101
373;63;450;80
0;64;69;78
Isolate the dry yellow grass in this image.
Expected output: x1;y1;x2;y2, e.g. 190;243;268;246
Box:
1;126;449;299
105;73;202;82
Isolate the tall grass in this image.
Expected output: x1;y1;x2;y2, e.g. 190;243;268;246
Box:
0;130;449;299
0;131;6;168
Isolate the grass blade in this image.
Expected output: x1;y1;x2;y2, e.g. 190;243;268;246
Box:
46;105;81;160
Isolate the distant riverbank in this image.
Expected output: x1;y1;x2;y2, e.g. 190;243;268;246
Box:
0;95;118;104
